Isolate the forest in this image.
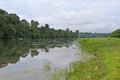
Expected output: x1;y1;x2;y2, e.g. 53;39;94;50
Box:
79;32;109;38
0;8;78;40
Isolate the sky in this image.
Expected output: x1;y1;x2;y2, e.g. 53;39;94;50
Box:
0;0;120;33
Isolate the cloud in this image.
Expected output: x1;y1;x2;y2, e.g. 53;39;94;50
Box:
0;0;120;32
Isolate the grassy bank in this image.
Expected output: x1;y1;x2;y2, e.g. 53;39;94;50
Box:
67;38;120;80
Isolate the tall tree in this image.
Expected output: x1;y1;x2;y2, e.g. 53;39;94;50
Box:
31;20;39;28
110;29;120;38
0;8;78;40
0;8;8;15
7;13;20;24
21;19;30;27
45;24;49;28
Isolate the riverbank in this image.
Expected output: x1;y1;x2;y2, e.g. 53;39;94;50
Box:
67;38;120;80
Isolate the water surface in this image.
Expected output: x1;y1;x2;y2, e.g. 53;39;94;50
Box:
0;39;80;80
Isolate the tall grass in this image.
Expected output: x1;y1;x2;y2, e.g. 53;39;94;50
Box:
66;38;120;80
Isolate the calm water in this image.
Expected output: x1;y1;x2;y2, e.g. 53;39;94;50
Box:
0;39;80;80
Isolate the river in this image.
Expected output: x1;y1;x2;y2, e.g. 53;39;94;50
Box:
0;39;81;80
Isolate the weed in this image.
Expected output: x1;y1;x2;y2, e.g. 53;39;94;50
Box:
67;38;120;80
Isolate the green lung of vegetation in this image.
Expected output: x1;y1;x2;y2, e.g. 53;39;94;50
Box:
79;32;109;38
67;38;120;80
0;8;78;39
110;29;120;38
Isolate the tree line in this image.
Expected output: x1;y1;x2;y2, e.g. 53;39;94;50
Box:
79;32;108;38
109;29;120;38
0;8;79;40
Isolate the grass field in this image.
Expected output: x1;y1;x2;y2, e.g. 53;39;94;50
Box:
67;38;120;80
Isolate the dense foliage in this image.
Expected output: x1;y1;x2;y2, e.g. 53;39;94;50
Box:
79;32;108;38
0;8;78;39
110;29;120;38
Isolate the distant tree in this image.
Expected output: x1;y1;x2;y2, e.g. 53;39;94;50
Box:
1;24;16;39
79;32;108;38
75;30;79;34
0;9;8;15
75;29;79;38
45;24;49;28
66;28;70;32
21;19;30;27
0;29;3;38
0;14;7;26
0;8;78;40
31;20;39;28
7;13;20;24
110;29;120;38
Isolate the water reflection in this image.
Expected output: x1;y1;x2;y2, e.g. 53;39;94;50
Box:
0;39;80;80
0;41;29;68
0;39;75;68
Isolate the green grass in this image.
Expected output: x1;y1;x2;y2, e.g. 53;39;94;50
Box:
67;38;120;80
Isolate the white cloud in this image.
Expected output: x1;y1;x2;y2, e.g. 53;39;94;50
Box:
0;0;120;32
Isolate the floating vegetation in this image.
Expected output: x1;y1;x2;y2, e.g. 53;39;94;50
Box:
43;61;51;71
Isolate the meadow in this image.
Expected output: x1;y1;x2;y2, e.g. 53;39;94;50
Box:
67;38;120;80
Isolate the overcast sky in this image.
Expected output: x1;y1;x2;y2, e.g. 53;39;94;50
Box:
0;0;120;33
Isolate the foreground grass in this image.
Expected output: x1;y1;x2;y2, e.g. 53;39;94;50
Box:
67;38;120;80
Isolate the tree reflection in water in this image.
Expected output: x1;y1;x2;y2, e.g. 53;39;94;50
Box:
0;39;75;68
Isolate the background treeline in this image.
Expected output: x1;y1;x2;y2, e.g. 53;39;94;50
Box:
109;29;120;38
0;8;78;40
79;32;109;38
